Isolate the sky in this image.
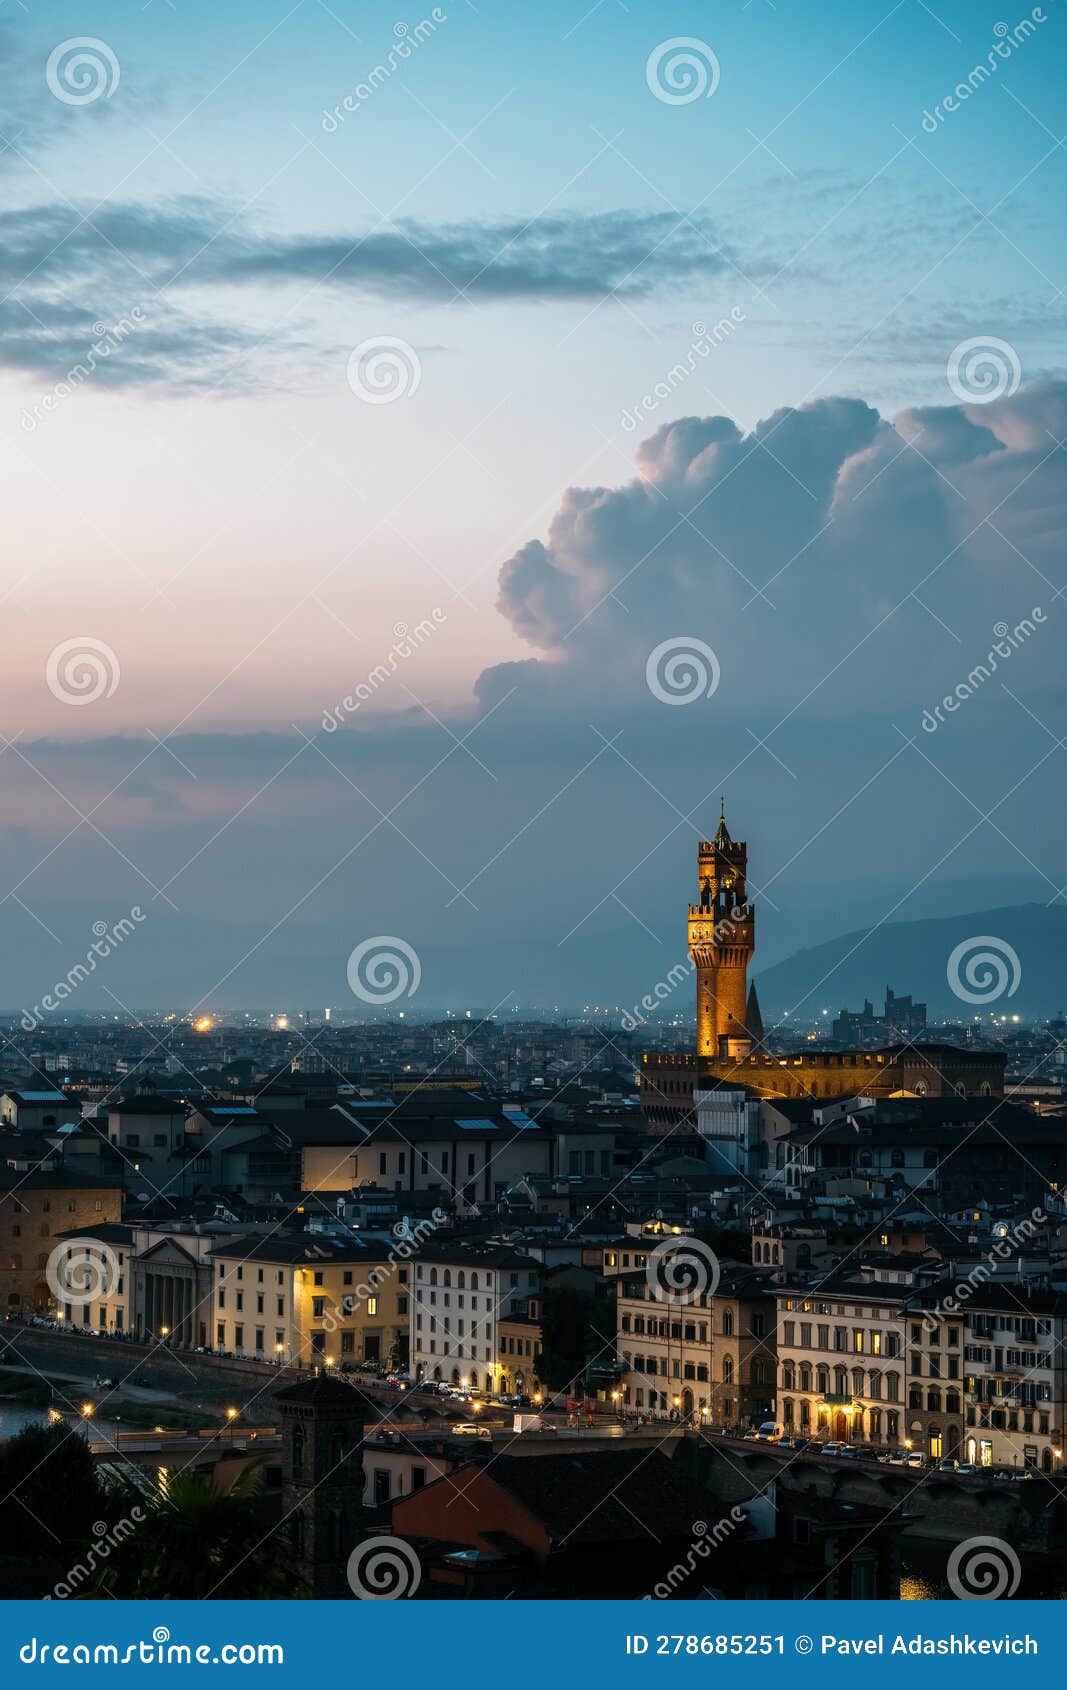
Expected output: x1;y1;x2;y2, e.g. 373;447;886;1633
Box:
1;0;1066;1018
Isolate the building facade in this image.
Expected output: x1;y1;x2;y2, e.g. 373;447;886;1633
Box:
617;1264;777;1425
409;1245;541;1393
775;1274;908;1445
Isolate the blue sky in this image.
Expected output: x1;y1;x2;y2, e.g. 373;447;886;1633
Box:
1;0;1065;1012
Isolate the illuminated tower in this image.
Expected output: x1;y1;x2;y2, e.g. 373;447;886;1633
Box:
688;805;756;1059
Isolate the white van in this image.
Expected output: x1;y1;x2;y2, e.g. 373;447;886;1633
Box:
756;1422;783;1441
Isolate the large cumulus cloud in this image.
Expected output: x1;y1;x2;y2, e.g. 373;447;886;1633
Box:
478;381;1067;717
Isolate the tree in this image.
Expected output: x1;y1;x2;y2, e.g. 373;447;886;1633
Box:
0;1421;110;1597
106;1462;303;1598
536;1286;614;1394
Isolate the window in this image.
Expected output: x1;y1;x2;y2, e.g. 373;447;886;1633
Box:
367;1296;378;1316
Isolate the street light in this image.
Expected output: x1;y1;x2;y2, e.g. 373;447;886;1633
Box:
226;1407;238;1445
80;1402;93;1419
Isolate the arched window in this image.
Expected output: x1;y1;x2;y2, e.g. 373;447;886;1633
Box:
451;1366;460;1384
470;1273;478;1290
851;1368;864;1396
891;1149;905;1168
927;1387;942;1412
429;1268;438;1286
885;1372;900;1401
868;1370;882;1400
330;1426;347;1468
946;1390;961;1414
722;1310;734;1336
722;1356;734;1385
443;1270;452;1287
800;1399;810;1428
469;1370;478;1389
816;1365;829;1394
799;1363;812;1392
291;1423;304;1480
432;1366;442;1380
834;1367;847;1396
782;1361;796;1390
783;1398;794;1425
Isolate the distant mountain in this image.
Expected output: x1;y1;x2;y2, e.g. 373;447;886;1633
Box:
754;903;1067;1021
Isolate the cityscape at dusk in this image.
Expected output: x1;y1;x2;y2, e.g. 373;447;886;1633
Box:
2;0;1067;1647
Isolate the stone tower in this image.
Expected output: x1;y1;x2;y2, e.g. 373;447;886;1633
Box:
275;1374;373;1598
688;807;756;1059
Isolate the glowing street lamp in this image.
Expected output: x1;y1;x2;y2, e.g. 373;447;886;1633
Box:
226;1407;238;1444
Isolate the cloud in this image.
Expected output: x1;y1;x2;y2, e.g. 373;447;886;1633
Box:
0;199;747;389
478;380;1067;714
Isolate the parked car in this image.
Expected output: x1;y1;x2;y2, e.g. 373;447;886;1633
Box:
884;1447;908;1465
756;1422;783;1441
905;1452;926;1468
820;1442;842;1457
956;1462;978;1476
452;1422;491;1438
1011;1468;1035;1481
776;1435;808;1451
937;1457;959;1473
